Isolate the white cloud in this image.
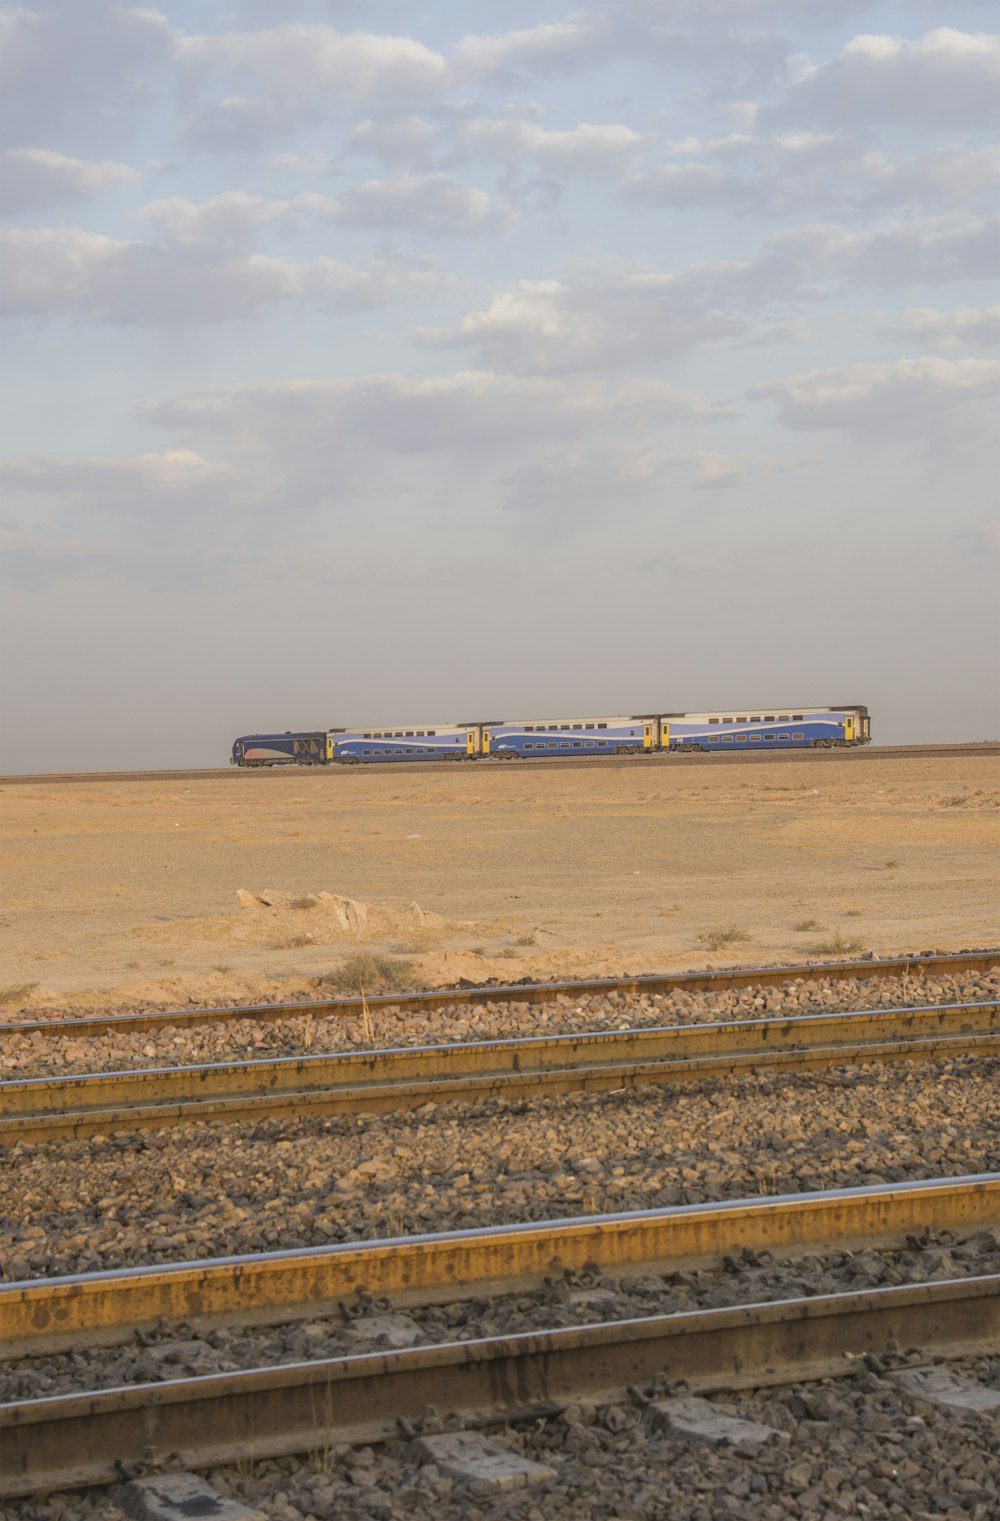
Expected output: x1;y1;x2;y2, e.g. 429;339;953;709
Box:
143;371;715;459
0;2;175;148
0;146;138;213
0;448;232;499
349;116;439;172
751;355;1000;437
178;24;450;101
462;114;652;173
0;226;451;322
137;177;510;243
777;28;1000;128
453;18;613;79
334;174;512;235
412;270;754;374
884;304;1000;350
626;134;1000;217
772;213;1000;287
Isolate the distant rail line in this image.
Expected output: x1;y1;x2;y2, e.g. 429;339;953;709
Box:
6;997;1000;1144
2;741;997;784
5;1175;1000;1496
8;950;1000;1042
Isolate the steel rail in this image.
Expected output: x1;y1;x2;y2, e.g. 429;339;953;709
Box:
2;741;998;785
5;999;1000;1144
5;1175;1000;1359
4;1272;1000;1498
7;950;1000;1043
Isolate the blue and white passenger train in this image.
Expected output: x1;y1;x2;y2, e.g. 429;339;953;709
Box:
231;705;871;765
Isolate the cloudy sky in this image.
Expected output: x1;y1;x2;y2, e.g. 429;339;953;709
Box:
1;0;998;770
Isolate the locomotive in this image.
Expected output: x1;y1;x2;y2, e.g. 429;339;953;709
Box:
231;705;871;765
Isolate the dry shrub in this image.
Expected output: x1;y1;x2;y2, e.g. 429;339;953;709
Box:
318;953;417;996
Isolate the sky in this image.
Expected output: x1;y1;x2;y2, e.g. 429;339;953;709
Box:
1;0;998;771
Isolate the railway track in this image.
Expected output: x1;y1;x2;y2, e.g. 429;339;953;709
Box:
5;1174;1000;1497
6;997;1000;1143
2;741;997;785
9;949;1000;1042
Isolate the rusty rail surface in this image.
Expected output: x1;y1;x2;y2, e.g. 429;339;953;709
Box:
4;1271;1000;1498
5;1174;1000;1361
6;950;1000;1044
4;998;1000;1144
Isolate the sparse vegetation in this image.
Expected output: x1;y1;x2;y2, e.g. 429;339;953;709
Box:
514;932;537;946
214;965;233;974
813;933;867;956
884;860;899;870
0;983;37;1005
272;933;315;949
289;895;319;910
792;918;823;932
844;908;864;918
697;926;750;952
317;953;416;996
469;946;486;957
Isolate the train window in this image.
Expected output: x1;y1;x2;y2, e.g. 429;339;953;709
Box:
429;730;436;736
779;733;789;740
585;722;595;729
793;732;804;740
764;716;774;722
709;736;720;743
573;723;582;730
793;715;804;721
723;735;735;743
405;731;413;737
736;734;747;742
723;717;733;724
560;741;569;748
764;733;775;741
548;742;557;749
363;733;371;739
524;742;533;750
750;716;760;723
405;747;413;753
525;725;533;731
363;749;371;756
709;718;719;724
598;722;607;729
585;740;595;747
736;716;747;723
749;735;761;742
572;741;582;748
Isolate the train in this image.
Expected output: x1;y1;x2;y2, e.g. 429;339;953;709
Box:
231;705;871;766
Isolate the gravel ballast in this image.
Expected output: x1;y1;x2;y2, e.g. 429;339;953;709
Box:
5;1053;1000;1281
3;969;998;1081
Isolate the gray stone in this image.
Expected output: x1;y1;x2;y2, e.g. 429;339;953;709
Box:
143;1340;215;1367
890;1366;1000;1416
119;1472;266;1520
568;1288;620;1312
646;1396;785;1451
414;1431;556;1491
345;1314;423;1348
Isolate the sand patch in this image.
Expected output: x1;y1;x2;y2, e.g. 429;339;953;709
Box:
128;891;471;953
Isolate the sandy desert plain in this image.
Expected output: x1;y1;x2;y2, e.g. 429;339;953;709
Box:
1;751;997;1016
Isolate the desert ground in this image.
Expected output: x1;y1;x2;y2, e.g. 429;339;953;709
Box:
1;753;997;1014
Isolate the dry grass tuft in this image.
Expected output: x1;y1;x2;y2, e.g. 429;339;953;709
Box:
318;953;416;996
697;927;750;952
0;983;37;1005
812;933;867;956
